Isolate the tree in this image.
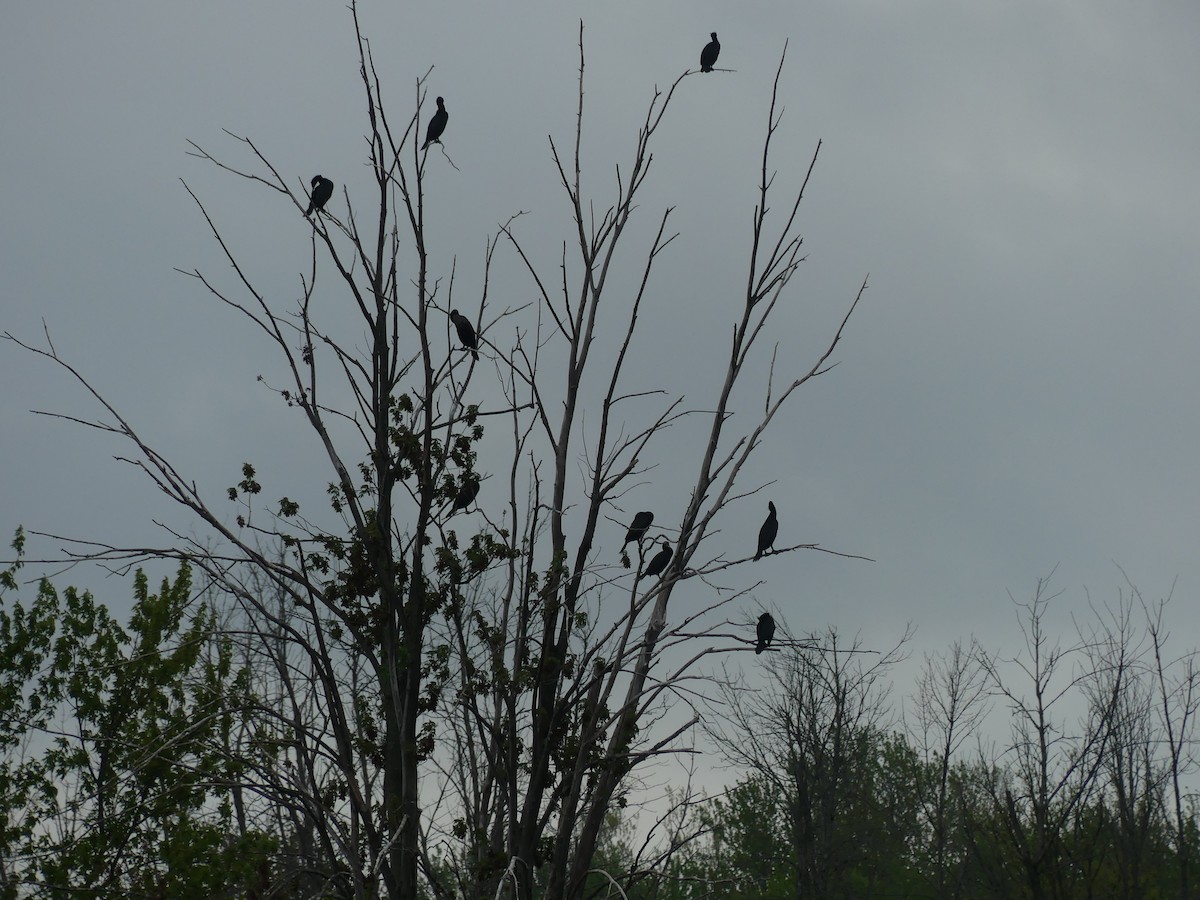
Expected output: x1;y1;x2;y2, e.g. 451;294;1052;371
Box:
970;574;1132;900
0;528;271;898
1137;578;1200;899
682;773;793;899
707;626;915;898
910;640;990;897
1090;597;1164;900
652;577;1200;900
3;10;866;899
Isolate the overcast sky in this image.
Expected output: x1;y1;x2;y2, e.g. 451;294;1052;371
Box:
4;1;1200;740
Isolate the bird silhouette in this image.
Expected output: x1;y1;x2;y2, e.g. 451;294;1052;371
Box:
754;501;778;560
449;309;479;361
423;96;449;150
623;511;655;547
700;32;720;72
756;613;776;654
306;175;334;217
452;479;479;513
642;540;673;580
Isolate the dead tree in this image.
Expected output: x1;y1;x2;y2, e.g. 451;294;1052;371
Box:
1137;580;1200;900
973;575;1131;900
3;12;866;900
911;640;990;897
707;627;912;897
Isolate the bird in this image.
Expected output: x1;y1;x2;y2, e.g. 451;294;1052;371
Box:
622;511;655;548
642;541;673;580
449;309;479;361
754;501;778;560
422;96;449;150
306;175;334;217
700;32;720;72
756;613;776;654
452;479;479;513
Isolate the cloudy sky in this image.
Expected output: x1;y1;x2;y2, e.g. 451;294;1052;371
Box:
3;1;1200;726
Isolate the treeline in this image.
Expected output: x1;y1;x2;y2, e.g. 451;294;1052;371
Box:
5;533;1197;900
636;736;1200;900
590;580;1200;900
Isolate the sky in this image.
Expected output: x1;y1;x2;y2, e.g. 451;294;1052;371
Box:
3;1;1200;755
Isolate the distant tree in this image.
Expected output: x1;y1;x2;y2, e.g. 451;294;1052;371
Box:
673;773;793;900
707;626;915;898
1089;601;1166;899
970;574;1132;900
0;528;271;898
2;8;866;899
599;578;1200;900
1137;580;1200;899
910;640;990;897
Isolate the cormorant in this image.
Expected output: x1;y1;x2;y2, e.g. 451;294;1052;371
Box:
452;479;479;513
754;501;778;560
306;175;334;217
756;612;776;654
623;511;655;547
423;96;449;150
642;540;673;580
700;32;720;72
449;309;479;361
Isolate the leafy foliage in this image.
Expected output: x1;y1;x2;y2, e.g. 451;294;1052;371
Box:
0;534;271;898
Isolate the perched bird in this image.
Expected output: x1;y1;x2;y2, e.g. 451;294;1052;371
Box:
756;612;776;654
306;175;334;217
449;309;479;361
700;32;720;72
754;501;778;560
642;540;674;580
423;96;449;150
452;479;480;513
623;511;655;548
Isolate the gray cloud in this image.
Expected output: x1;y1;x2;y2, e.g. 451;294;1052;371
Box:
3;2;1198;712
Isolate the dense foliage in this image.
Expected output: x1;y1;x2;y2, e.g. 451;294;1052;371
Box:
0;529;273;898
5;529;1198;899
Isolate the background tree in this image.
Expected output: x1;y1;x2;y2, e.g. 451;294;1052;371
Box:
581;575;1200;900
679;773;792;899
706;626;916;898
1139;579;1200;898
910;639;990;897
969;576;1131;900
0;529;271;898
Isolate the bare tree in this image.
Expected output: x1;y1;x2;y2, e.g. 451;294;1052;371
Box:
1076;588;1159;899
1097;643;1163;900
971;575;1132;900
707;626;912;897
1135;578;1200;899
911;640;990;897
3;11;866;900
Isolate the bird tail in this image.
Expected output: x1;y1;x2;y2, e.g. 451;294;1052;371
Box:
754;549;762;561
755;641;765;654
305;204;314;217
471;348;479;361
